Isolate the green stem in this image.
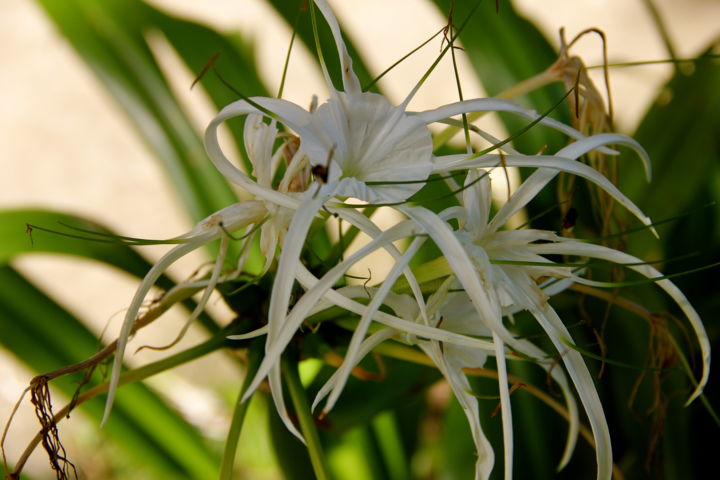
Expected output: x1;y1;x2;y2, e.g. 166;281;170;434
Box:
282;356;332;480
641;0;679;70
219;339;263;480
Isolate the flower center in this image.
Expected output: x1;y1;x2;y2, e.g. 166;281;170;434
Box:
301;92;433;203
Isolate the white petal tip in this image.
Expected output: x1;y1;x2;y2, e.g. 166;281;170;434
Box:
100;403;111;429
240;390;254;404
685;387;704;406
649;223;659;239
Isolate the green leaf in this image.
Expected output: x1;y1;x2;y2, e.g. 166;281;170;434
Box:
1;208;221;332
33;0;242;222
622;49;720;225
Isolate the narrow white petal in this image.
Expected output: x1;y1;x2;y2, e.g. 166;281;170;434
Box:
313;0;361;94
493;332;513;480
227;325;269;340
439;154;652;231
269;363;304;442
312;328;396;412
422;342;495;480
323;237;426;414
415;98;614;151
204;99;309;209
296;265;496;351
555;133;651;182
167;235;230;347
513;339;579;470
502;268;612;480
530;240;710;403
102;237;208;426
267;189;330;340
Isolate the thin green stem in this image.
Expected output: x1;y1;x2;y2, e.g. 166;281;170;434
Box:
282;356;332;480
586;55;720;70
363;27;445;91
309;0;332;89
641;0;679;70
448;25;471;153
402;1;481;107
219;339;264;480
277;2;302;99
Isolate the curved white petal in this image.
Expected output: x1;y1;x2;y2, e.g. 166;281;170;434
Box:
512;339;580;470
270;362;304;441
529;240;710;403
166;235;230;348
493;332;513;480
313;0;361;94
204;98;310;209
322;236;427;414
102;237;208;426
502;267;612;480
295;265;496;351
437;154;652;232
227;325;269;340
556;133;651;182
421;341;495;480
415;98;614;151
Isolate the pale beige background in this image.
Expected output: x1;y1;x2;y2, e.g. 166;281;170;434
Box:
1;0;718;477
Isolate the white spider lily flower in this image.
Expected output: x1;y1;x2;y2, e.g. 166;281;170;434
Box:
204;0;628;401
400;139;709;480
200;0;674;458
201;3;704;477
396;167;614;479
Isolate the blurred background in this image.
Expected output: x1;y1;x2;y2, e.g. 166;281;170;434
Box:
1;0;718;478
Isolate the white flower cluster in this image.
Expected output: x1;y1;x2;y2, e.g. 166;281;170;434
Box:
103;2;709;479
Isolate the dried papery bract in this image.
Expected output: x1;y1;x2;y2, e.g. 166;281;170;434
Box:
549;28;625;241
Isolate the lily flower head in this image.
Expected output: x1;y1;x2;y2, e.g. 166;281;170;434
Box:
199;2;708;479
400;142;709;479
